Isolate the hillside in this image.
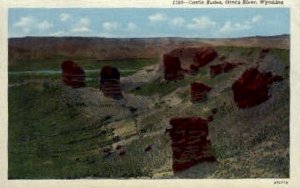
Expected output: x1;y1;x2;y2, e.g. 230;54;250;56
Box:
8;37;289;179
8;35;289;63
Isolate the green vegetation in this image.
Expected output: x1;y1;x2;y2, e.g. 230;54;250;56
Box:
8;46;290;178
9;58;158;72
131;61;234;97
208;80;289;178
9;58;158;88
8;83;170;178
132;78;189;97
270;48;290;64
132;47;289;98
216;46;261;58
8;83;102;178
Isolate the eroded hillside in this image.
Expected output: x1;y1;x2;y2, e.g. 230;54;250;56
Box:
8;41;289;178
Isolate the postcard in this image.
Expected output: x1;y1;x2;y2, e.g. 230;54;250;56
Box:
0;0;299;187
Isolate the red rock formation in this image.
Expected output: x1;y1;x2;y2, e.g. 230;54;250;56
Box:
163;46;217;76
168;117;216;173
163;54;184;81
232;68;283;108
210;61;241;77
100;65;123;100
190;82;212;103
193;46;218;68
61;60;85;88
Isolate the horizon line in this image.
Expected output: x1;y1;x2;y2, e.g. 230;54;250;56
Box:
8;34;290;40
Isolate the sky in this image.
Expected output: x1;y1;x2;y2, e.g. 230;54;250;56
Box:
8;8;290;38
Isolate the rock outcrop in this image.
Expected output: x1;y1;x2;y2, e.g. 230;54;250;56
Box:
210;61;242;77
232;67;283;108
193;46;218;68
185;46;218;75
190;82;212;103
162;46;217;78
61;60;85;88
163;54;185;81
100;65;123;100
167;117;216;173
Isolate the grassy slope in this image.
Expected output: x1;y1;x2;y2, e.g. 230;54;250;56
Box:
130;46;290;178
8;83;172;178
8;46;289;178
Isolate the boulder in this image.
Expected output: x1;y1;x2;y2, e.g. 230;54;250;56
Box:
61;60;85;88
190;82;212;103
144;145;152;153
193;46;218;68
163;54;184;81
100;65;123;100
168;117;216;173
232;67;283;108
162;46;218;76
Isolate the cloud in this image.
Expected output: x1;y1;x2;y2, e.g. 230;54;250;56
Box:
37;20;53;30
14;16;34;28
49;31;65;36
60;13;70;22
14;17;53;33
14;16;35;33
103;21;119;31
169;17;185;26
71;18;90;33
71;27;90;33
220;21;252;33
219;15;262;34
148;13;167;22
187;16;217;30
252;15;262;23
77;18;90;26
126;22;138;31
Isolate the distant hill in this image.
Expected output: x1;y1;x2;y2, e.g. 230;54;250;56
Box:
8;35;289;63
